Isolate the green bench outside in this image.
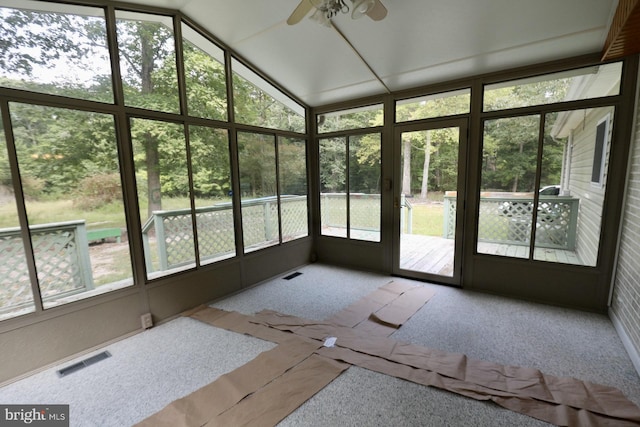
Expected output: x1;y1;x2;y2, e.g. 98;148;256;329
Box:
87;227;121;243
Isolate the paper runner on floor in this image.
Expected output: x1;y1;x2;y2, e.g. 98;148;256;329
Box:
136;280;640;427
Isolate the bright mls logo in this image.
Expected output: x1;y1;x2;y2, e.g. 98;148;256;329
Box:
0;405;68;426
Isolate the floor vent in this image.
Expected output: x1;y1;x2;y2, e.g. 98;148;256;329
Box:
283;272;303;280
57;351;111;377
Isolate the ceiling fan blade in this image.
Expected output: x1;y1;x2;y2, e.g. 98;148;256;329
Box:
366;0;387;21
287;0;313;25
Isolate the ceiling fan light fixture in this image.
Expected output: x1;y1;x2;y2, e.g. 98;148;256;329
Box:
310;8;332;27
351;0;376;19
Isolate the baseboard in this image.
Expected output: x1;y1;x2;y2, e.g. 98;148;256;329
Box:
609;308;640;377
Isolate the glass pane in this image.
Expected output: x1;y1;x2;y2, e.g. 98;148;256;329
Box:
319;137;347;238
484;62;622;111
10;104;133;309
278;137;308;242
0;1;113;102
0;114;36;320
116;11;179;114
396;89;470;122
534;108;614;266
232;59;305;133
317;104;383;133
131;118;194;278
477;115;541;259
349;134;380;242
399;128;459;276
237;132;279;253
189;126;235;264
182;23;227;121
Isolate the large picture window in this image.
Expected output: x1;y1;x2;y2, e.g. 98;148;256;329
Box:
0;1;113;103
10;104;134;309
478;59;621;267
0;0;307;321
319;133;381;242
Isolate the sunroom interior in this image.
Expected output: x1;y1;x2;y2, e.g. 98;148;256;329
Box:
1;0;640;403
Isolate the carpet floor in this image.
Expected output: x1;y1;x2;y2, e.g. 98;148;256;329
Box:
1;263;639;426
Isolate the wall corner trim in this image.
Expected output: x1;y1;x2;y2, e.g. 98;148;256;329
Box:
609;308;640;377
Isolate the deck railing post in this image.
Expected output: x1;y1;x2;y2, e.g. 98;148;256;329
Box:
154;213;168;271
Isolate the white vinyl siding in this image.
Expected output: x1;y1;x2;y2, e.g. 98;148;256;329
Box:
568;107;613;266
611;86;640;360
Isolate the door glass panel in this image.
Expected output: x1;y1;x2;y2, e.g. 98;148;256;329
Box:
320;137;347;238
477;115;540;259
349;133;381;242
399;127;459;277
533;108;614;266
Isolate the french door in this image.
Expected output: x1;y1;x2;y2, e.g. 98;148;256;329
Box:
392;118;468;285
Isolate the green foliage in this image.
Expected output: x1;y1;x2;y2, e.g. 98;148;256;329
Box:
320;138;346;192
233;73;305;132
182;43;227;121
74;173;122;210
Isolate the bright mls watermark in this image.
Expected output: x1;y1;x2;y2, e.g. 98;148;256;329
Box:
0;405;68;426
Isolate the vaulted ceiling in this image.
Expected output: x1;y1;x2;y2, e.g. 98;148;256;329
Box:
124;0;619;107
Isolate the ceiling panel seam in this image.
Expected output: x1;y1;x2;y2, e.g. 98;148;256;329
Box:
330;21;391;94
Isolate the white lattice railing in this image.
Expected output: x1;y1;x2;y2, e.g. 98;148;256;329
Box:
444;193;579;249
320;193;382;231
142;195;308;273
0;220;94;314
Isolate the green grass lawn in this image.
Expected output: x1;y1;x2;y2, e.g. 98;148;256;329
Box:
409;204;446;236
0;196;231;229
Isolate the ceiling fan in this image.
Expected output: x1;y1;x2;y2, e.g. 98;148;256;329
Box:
287;0;388;26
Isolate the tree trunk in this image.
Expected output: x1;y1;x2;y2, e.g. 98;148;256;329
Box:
402;138;412;196
146;134;162;217
420;131;431;199
140;26;162;217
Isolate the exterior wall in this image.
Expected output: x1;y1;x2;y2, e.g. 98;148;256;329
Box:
611;81;640;367
568;106;615;266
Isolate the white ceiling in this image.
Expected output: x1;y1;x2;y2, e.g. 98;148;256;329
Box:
123;0;619;107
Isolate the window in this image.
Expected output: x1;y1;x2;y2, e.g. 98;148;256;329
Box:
116;11;180;114
483;62;622;111
237;132;279;252
477;115;541;260
591;114;610;187
0;1;113;103
279;137;308;242
232;59;305;133
189;126;235;264
10;104;133;309
317;104;383;134
182;23;227;121
319;133;381;242
396;89;470;122
237;132;308;253
0;114;36;320
0;1;309;323
131;118;195;279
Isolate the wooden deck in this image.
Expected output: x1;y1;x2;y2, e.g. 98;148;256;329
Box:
321;228;584;276
400;234;584;276
400;234;455;277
